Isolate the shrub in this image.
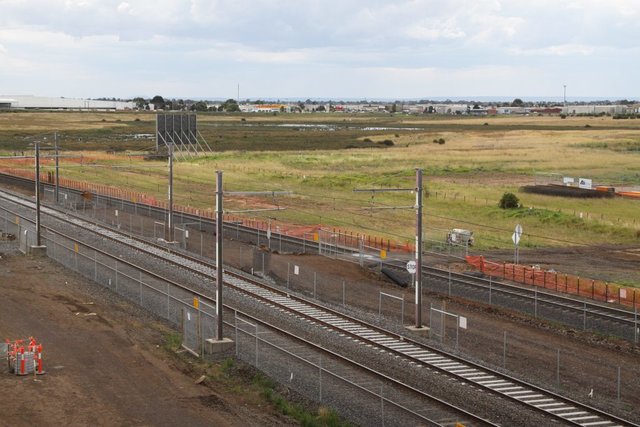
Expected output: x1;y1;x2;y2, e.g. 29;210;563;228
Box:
560;114;567;119
499;192;520;209
379;139;394;146
363;138;373;143
438;138;445;145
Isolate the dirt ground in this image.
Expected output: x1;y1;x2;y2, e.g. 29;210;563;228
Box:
484;244;640;285
0;244;296;427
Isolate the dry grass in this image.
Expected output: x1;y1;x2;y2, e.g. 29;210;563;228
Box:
2;111;640;250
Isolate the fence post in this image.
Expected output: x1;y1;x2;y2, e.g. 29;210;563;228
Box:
583;302;587;330
503;331;507;369
319;354;322;402
314;272;317;299
489;275;492;305
556;349;560;386
617;366;621;401
342;281;346;307
380;384;384;427
635;307;638;346
534;286;538;318
287;263;290;287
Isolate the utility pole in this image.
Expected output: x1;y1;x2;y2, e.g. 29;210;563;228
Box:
414;168;423;328
354;168;425;328
167;142;174;242
54;132;60;204
215;170;224;340
563;85;567;108
35;143;41;246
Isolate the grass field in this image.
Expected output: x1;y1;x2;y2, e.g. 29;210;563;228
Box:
1;110;640;251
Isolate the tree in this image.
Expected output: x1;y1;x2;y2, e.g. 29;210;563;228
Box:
151;95;165;109
132;97;147;109
499;192;520;209
221;98;240;112
190;101;208;112
511;98;524;107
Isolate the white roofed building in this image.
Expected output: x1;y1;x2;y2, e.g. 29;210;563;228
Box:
0;95;135;110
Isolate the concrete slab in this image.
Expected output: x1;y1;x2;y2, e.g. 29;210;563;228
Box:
28;245;47;257
405;325;430;335
204;338;234;357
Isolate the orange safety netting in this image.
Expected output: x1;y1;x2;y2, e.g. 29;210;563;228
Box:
0;168;412;254
465;255;640;309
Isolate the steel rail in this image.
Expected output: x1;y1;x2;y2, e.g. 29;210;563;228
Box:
2;170;633;328
0;192;488;427
0;188;635;427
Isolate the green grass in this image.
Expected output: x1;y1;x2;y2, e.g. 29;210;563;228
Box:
251;373;349;427
3;111;640;251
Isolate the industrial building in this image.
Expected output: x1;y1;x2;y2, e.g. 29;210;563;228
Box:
0;95;134;110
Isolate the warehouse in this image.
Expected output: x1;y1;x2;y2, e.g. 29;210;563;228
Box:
0;95;134;110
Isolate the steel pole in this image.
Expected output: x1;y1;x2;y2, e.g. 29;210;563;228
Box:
167;142;174;242
54;132;60;204
35;143;41;246
215;170;224;340
415;168;423;328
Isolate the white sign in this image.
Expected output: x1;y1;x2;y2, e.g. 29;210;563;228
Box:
294;265;299;275
114;209;118;217
406;260;417;274
620;289;627;299
513;224;523;245
512;233;520;245
185;230;189;238
267;228;271;240
459;316;467;330
563;177;575;186
578;178;592;189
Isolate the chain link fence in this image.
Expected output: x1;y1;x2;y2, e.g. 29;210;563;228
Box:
0;205;468;427
4;196;638;418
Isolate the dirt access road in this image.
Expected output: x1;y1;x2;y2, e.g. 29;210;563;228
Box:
0;243;294;427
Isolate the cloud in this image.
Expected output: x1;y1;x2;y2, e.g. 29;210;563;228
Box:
0;1;638;98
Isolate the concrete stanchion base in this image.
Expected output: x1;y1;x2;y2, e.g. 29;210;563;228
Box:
405;325;430;335
204;338;234;356
28;245;47;257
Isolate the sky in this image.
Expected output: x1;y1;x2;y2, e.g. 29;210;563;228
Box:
1;0;639;100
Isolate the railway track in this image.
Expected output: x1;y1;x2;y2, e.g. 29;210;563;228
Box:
0;188;636;426
1;171;637;344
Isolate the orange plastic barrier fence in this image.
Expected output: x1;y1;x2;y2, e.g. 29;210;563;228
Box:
466;255;639;309
0;168;412;254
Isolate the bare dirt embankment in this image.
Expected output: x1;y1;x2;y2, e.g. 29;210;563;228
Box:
0;244;295;427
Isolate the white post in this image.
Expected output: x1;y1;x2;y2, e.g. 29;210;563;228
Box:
215;170;224;341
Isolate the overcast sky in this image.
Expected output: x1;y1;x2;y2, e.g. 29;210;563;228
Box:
1;0;638;100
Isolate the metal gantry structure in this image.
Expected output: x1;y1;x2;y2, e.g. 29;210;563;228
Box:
354;168;424;328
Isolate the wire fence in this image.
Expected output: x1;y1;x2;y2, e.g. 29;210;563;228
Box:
0;206;465;427
2;194;638;418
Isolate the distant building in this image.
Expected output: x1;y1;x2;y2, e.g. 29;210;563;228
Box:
562;105;628;115
0;98;14;109
0;95;135;110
